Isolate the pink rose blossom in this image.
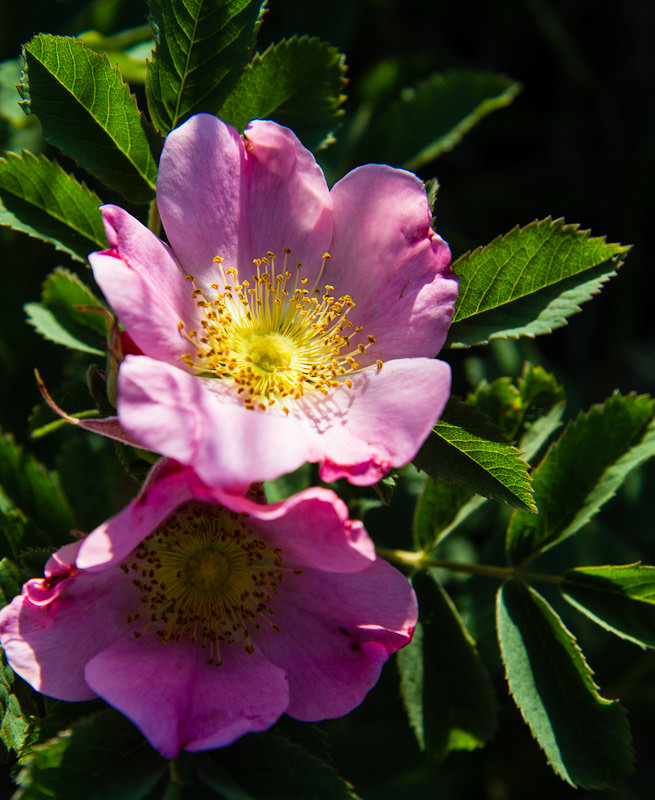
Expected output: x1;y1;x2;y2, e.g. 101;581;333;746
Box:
84;114;458;489
0;461;417;758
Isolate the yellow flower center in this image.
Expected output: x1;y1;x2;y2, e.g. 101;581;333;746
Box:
178;250;382;413
121;503;300;666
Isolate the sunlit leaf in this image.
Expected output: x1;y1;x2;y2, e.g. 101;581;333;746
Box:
447;218;630;348
147;0;265;135
413;398;535;512
0;151;107;263
21;34;160;202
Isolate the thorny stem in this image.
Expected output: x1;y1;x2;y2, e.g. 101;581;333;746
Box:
377;548;563;585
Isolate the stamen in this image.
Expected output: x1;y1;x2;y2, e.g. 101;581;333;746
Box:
122;504;299;666
178;249;381;411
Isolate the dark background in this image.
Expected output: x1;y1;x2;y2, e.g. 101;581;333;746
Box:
1;1;653;798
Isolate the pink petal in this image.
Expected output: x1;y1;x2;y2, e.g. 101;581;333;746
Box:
85;634;289;758
157;114;246;280
220;487;376;572
254;558;417;721
296;357;451;485
77;461;199;570
90;206;197;365
117;356;310;487
327;165;458;363
243;120;333;271
0;568;138;701
157;115;333;289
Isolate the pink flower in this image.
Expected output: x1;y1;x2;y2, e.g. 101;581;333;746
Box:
0;461;417;758
86;114;457;489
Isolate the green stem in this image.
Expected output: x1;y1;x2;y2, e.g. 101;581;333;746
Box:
148;199;161;236
377;548;563;585
169;758;182;784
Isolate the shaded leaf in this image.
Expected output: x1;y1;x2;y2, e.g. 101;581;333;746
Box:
413;398;535;512
220;36;347;151
25;267;108;356
469;363;566;460
21;34;160;202
447;218;630;348
14;709;167;800
0;151;107;263
1;648;35;759
562;564;655;649
201;733;361;800
0;429;73;546
358;70;520;169
497;581;633;788
147;0;265;135
0;556;22;607
507;393;655;566
398;572;497;758
412;477;475;553
0;510;28;561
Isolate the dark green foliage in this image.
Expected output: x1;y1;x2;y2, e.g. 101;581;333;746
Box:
147;0;266;135
398;572;497;758
497;582;634;788
219;36;347;150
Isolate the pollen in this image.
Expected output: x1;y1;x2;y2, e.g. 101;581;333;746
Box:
178;249;381;410
122;503;300;666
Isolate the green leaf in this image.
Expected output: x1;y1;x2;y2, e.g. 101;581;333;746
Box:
0;151;107;263
13;709;167;800
0;510;28;560
412;477;475;553
413;398;535;512
507;392;655;566
25;267;108;355
0;556;22;607
0;429;73;546
447;218;630;349
357;70;520;170
1;648;35;759
21;34;160;202
198;733;361;800
562;564;655;649
219;36;347;151
147;0;265;136
496;581;633;788
398;572;497;758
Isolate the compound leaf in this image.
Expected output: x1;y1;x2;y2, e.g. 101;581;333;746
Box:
497;581;633;788
447;218;630;348
507;393;655;566
562;564;655;649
